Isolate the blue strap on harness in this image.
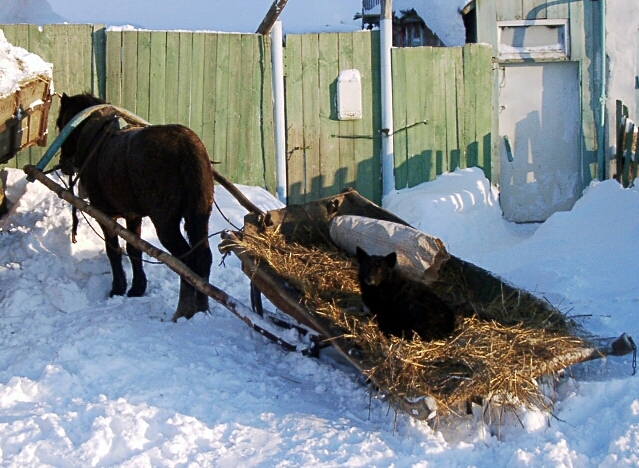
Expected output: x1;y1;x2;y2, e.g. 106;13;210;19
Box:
28;104;151;182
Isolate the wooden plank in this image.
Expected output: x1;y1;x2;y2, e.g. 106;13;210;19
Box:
135;31;152;121
201;33;219;160
475;45;494;177
105;30;123;105
91;25;107;99
259;35;276;193
0;25;22;46
283;34;305;204
464;44;480;167
65;25;91;95
5;24;29;49
522;0;547;20
497;0;523;21
26;25;56;167
405;47;427;187
51;24;70;97
433;46;448;180
121;31;139;114
149;32;167;124
235;34;257;185
450;46;465;173
244;35;270;187
301;34;321;203
164;32;180;124
369;30;382;203
615;100;626;182
391;47;409;190
351;31;377;201
177;32;193;127
316;33;340;198
213;33;231;177
622;121;635;187
224;34;243;182
190;32;206;138
444;47;463;174
337;32;356;196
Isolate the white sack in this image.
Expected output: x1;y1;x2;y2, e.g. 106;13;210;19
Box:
329;215;449;284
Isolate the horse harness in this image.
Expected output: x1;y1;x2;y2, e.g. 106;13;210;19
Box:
68;107;142;242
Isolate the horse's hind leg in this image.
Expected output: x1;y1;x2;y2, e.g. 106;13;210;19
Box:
153;219;200;321
184;213;212;312
126;216;147;297
101;224;127;297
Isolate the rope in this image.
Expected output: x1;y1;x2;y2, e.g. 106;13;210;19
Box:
630;335;637;376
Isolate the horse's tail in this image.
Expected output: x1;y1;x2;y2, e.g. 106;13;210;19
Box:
181;132;214;246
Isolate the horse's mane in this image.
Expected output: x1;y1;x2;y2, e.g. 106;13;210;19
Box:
76;92;106;107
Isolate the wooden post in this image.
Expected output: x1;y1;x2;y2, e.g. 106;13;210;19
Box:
256;0;290;35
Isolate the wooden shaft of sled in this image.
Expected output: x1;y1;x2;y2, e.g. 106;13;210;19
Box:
23;164;259;326
211;168;266;218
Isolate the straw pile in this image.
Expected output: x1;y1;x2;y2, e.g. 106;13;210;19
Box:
234;228;592;417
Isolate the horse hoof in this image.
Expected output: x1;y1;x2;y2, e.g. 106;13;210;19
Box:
109;288;125;297
171;309;198;322
128;276;147;297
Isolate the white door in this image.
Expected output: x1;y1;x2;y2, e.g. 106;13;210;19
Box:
499;62;581;223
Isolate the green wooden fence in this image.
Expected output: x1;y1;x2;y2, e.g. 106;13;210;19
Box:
284;32;382;205
392;43;493;189
1;25;493;205
105;30;275;189
284;32;493;203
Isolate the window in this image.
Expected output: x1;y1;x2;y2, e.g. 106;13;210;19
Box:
498;20;569;61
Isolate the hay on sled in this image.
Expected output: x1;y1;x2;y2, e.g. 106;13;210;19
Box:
230;224;592;418
218;189;636;420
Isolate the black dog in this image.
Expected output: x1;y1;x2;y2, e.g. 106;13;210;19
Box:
356;246;455;341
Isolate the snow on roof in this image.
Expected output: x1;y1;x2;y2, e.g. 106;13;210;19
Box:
0;28;53;99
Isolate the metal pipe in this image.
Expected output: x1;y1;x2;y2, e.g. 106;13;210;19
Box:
380;0;395;196
271;21;287;204
597;0;607;180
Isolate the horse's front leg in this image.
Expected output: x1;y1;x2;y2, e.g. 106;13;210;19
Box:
101;223;127;297
126;216;147;297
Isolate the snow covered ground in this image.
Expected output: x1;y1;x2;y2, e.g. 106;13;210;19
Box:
0;0;638;466
0;166;637;466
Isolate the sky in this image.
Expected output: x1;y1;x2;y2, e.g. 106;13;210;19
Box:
2;0;471;46
0;0;638;466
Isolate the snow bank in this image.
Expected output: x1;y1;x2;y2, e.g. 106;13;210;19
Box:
0;29;53;99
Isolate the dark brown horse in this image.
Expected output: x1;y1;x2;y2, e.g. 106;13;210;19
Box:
56;92;214;321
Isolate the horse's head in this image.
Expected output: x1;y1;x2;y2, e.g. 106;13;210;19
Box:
56;92;106;175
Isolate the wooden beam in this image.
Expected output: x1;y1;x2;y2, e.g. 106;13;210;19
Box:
256;0;290;35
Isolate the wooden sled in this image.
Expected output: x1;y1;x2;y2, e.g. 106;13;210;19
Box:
24;161;637;421
218;187;637;419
